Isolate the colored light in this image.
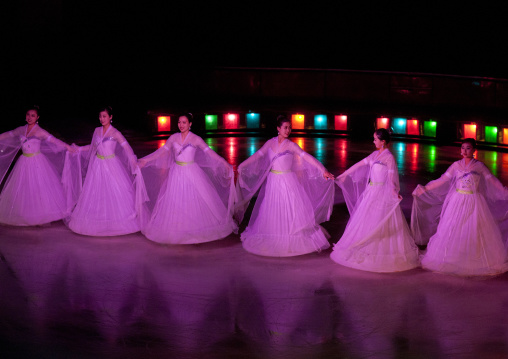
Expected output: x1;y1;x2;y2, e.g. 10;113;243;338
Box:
464;124;477;139
407;118;419;135
315;137;325;162
246;113;260;128
157;140;166;148
314;114;327;130
423;120;437;137
376;117;389;129
157;116;171;132
485;126;498;143
334;115;348;131
225;137;238;164
503;128;508;144
248;137;258;156
291;114;305;130
205;137;217;151
205;114;218;130
223;113;239;129
427;145;436;173
294;137;305;150
393;117;407;134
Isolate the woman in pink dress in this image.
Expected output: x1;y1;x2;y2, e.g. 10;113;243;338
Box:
66;106;147;236
331;128;419;272
0;106;74;226
235;115;335;257
139;113;237;244
412;138;508;276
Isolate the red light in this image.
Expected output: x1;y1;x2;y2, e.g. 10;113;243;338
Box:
158;140;166;148
334;115;348;130
376;117;389;129
407;118;419;135
223;113;239;129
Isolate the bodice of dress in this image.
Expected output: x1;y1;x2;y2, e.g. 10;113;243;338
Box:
20;137;41;154
454;170;480;193
269;148;293;172
173;143;196;163
95;137;117;157
369;161;388;184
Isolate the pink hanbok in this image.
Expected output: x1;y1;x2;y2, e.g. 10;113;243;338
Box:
235;138;334;257
412;159;508;276
0;125;70;226
140;132;237;244
65;126;147;236
331;149;419;272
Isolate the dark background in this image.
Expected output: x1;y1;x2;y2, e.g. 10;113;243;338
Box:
4;2;508;136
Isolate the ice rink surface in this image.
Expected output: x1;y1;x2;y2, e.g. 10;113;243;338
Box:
2;137;508;358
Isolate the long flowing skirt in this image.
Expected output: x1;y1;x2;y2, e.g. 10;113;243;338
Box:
421;192;508;276
241;172;330;257
142;163;236;244
331;186;419;272
0;154;66;226
68;157;139;236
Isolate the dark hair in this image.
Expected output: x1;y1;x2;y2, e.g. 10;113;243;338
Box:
374;128;391;144
26;105;40;116
276;115;290;128
99;105;113;116
178;113;193;122
461;138;477;149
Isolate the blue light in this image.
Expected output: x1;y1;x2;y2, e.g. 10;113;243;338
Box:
314;114;328;130
246;113;260;128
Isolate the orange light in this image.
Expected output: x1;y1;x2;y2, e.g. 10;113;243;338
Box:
503;129;508;144
157;116;170;132
295;137;305;150
464;124;477;139
291;114;305;129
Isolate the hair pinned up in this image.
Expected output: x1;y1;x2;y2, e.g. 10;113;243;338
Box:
374;128;391;145
178;113;193;122
27;105;40;116
99;105;113;116
276;114;290;128
462;138;477;149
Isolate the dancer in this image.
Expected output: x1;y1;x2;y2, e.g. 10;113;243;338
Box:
66;106;147;236
330;128;419;272
412;138;508;276
235;115;335;257
139;113;237;244
0;106;74;226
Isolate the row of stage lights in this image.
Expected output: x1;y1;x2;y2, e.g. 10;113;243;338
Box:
156;113;508;144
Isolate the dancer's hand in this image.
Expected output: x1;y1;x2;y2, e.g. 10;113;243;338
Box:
412;185;426;197
323;171;335;180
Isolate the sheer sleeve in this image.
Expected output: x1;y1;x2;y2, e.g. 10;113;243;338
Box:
0;127;23;185
336;152;375;213
410;162;456;245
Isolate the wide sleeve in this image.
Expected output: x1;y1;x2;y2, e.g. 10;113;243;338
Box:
410;162;456;245
0;128;23;185
290;141;335;224
234;139;273;223
335;152;374;214
192;134;237;231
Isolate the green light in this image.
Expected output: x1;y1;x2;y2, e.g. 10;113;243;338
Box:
205;114;218;130
424;121;437;137
485;126;498;143
427;145;436;173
